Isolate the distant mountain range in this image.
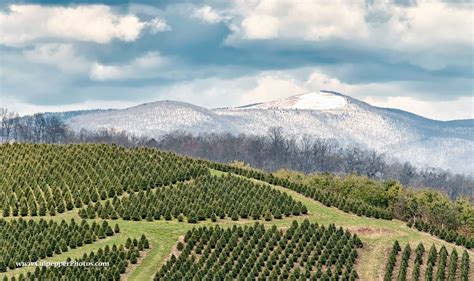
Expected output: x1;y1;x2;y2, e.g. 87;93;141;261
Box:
66;90;473;174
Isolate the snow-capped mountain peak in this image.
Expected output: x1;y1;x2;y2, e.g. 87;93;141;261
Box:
67;90;474;174
242;90;348;110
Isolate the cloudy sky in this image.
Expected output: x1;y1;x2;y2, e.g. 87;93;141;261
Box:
0;0;473;120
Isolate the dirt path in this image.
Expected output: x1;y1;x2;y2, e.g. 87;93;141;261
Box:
356;239;391;281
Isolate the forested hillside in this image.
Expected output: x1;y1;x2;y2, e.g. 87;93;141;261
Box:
154;131;474;200
0;143;472;281
205;162;473;246
1;108;472;200
270;170;474;239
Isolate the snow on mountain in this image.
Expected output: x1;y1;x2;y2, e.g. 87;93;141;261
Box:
243;91;348;110
67;90;474;174
68;100;235;136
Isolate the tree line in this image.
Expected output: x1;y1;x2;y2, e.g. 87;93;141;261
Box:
205;162;473;248
1;109;471;200
0;109;67;144
151;129;474;200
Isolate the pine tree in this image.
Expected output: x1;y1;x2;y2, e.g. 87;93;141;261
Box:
231;211;239;221
264;211;272;221
0;260;6;272
188;212;198;224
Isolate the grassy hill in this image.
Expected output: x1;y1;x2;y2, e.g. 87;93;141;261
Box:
0;144;472;280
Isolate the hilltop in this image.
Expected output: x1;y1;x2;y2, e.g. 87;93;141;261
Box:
65;90;474;174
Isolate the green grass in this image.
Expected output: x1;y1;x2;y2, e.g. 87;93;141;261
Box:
2;169;472;281
265;181;474;280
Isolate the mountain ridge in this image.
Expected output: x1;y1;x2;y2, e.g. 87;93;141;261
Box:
66;90;473;174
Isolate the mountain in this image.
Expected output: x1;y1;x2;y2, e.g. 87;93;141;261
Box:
67;90;474;174
69;100;236;136
237;90;348;110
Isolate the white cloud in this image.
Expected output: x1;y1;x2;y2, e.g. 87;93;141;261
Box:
221;0;473;70
4;67;471;121
240;75;307;103
2;96;137;116
21;40;172;80
364;96;474;121
192;5;226;24
228;0;368;41
224;0;472;47
240;14;279;39
89;64;122;81
145;18;171;33
89;52;167;80
22;43;90;73
0;5;169;46
165;69;473;121
240;71;354;105
378;1;473;48
150;70;345;105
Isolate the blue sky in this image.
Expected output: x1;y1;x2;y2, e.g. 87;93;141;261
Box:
0;0;472;120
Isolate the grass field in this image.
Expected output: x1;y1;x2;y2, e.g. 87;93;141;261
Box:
1;169;472;281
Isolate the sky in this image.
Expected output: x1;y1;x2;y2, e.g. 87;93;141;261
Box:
0;0;473;120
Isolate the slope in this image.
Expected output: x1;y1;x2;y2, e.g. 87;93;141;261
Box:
218;90;473;172
1;169;472;281
66;90;474;174
68;100;235;137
